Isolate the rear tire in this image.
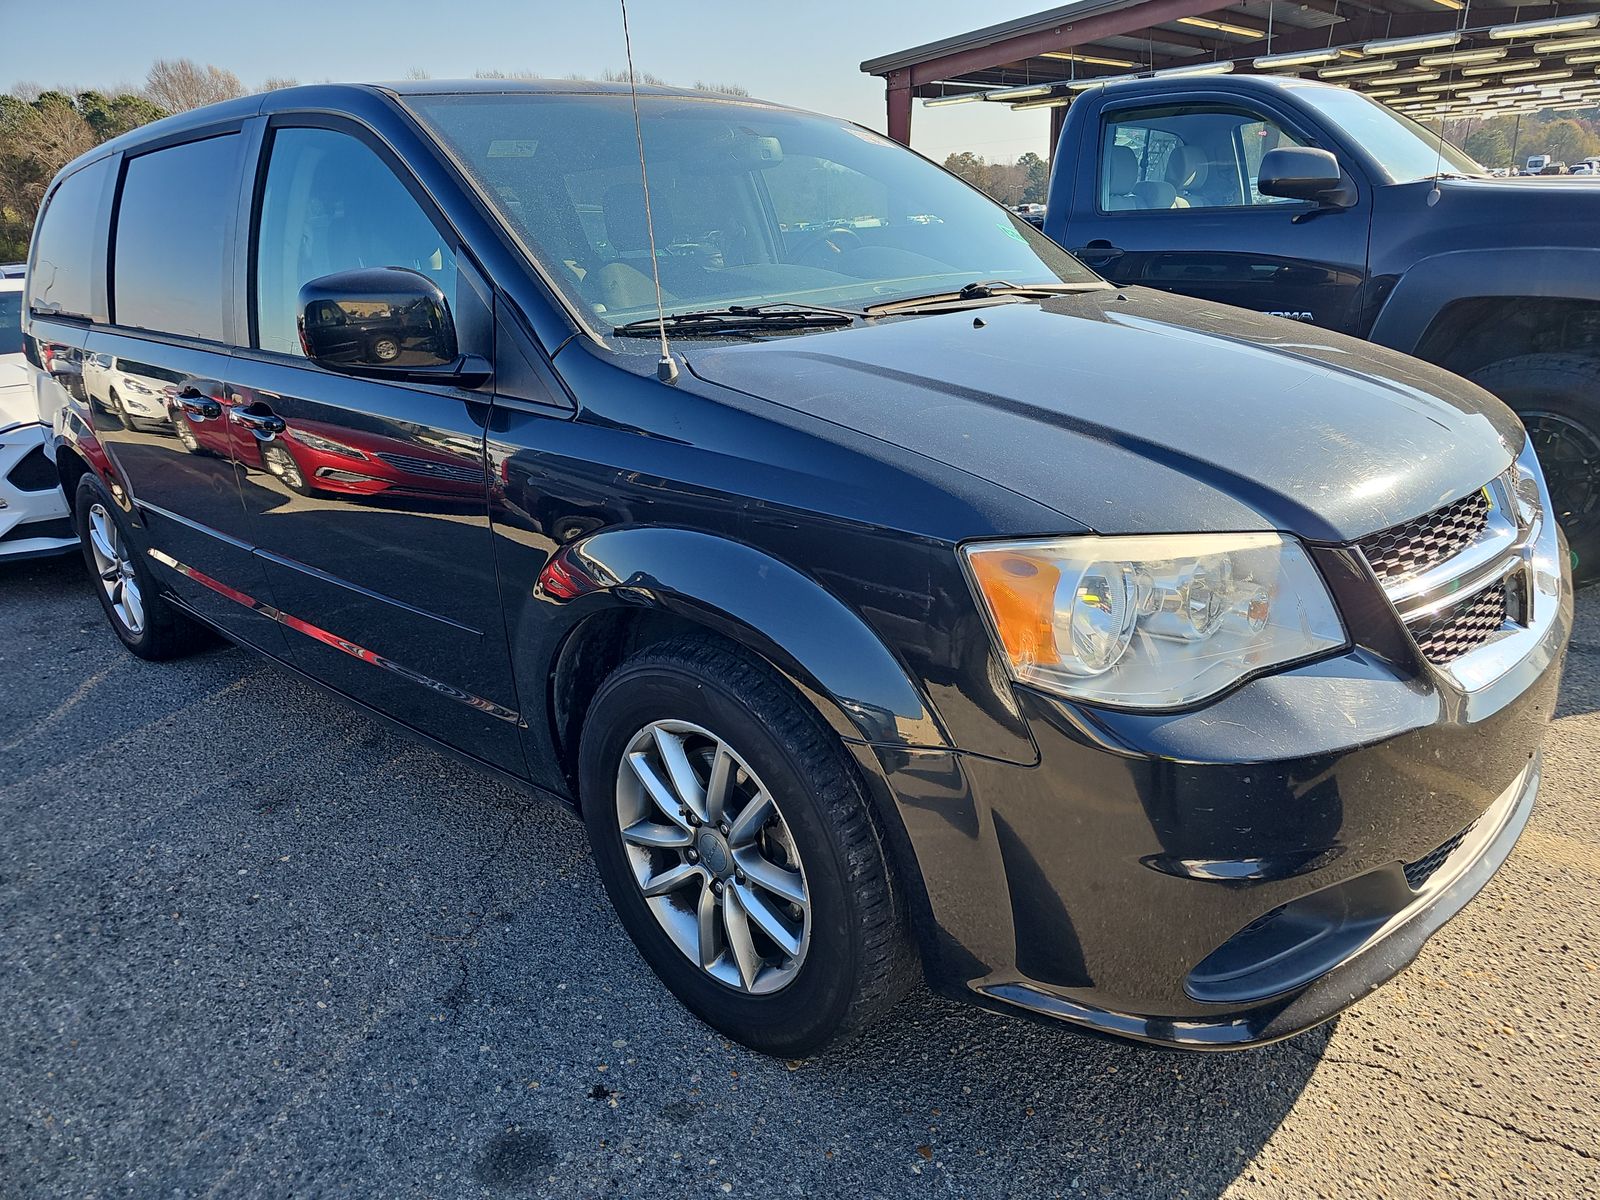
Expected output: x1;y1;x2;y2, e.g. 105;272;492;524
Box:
579;634;914;1056
1470;353;1600;584
74;474;213;661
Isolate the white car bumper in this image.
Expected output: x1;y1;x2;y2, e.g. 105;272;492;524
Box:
0;422;75;560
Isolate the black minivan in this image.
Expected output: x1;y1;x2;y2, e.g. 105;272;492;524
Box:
26;81;1570;1056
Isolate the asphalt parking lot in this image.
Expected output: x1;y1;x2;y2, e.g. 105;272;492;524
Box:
2;551;1597;1200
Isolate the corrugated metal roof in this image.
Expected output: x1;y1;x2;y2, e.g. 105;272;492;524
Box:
860;0;1154;75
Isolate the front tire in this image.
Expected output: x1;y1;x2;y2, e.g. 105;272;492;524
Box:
1470;353;1600;583
579;635;913;1056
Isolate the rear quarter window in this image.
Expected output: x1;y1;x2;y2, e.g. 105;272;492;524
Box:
29;157;113;320
113;134;242;342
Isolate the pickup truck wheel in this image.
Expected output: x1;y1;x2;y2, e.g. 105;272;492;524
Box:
578;635;914;1056
74;474;214;661
1469;353;1600;583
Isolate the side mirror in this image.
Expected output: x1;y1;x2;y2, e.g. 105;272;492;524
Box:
1256;147;1355;207
296;267;489;385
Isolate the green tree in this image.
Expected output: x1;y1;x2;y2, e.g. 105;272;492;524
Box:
1544;119;1600;166
1464;126;1512;169
0;86;169;261
1017;150;1050;204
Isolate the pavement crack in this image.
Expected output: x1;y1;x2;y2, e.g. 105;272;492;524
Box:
435;803;531;1017
1319;1052;1595;1161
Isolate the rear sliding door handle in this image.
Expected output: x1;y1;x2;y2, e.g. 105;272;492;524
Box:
176;387;221;421
229;407;287;440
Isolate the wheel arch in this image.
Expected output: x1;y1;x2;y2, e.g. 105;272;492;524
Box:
530;527;952;799
1369;248;1600;365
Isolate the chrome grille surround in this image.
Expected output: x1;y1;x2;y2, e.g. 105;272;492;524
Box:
1358;441;1565;691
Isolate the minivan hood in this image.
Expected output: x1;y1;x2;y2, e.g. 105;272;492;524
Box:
687;288;1520;542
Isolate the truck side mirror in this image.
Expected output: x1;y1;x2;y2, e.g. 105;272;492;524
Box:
1257;147;1355;208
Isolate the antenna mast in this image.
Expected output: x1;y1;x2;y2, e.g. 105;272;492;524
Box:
619;0;679;383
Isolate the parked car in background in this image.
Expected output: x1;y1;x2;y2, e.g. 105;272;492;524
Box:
1571;163;1595;177
27;80;1570;1057
1;275;76;560
1043;74;1600;579
81;352;184;432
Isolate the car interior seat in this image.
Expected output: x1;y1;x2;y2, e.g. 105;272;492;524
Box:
1105;146;1143;210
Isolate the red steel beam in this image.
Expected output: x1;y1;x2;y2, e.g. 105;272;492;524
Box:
906;0;1254;84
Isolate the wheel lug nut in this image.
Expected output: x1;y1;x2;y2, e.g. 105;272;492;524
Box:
712;880;723;895
687;850;699;863
734;869;745;883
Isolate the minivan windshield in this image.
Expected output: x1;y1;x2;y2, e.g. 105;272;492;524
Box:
1292;86;1484;183
405;92;1101;333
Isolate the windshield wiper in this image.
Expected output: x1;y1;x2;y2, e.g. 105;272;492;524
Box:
865;280;1109;316
612;303;860;338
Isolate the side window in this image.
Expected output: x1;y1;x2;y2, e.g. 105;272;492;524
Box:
1236;119;1303;205
113;135;242;341
1100;106;1307;212
29;157;113;320
254;126;457;356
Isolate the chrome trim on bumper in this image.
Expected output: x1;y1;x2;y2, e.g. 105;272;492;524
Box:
1366;447;1567;693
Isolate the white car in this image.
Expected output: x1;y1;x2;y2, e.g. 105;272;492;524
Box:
82;351;183;432
0;276;76;560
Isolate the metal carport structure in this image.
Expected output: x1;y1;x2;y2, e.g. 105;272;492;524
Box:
862;0;1600;159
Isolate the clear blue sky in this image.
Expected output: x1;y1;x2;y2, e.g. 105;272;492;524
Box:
5;0;1058;162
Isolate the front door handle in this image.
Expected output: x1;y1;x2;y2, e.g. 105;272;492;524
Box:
1076;239;1124;263
229;406;287;440
176;387;221;421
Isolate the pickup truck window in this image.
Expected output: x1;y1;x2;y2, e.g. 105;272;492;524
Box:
406;93;1096;332
1101;105;1306;212
1291;87;1481;183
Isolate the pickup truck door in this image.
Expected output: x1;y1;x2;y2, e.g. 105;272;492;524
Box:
1061;95;1372;337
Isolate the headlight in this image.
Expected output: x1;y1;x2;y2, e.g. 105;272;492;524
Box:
285;429;367;460
962;532;1346;708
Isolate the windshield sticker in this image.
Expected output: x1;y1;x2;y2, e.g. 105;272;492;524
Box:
488;139;538;158
998;221;1027;243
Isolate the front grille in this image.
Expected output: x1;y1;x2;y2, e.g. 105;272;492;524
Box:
1404;821;1477;890
5;445;59;493
1360;489;1490;583
371;451;482;484
1411;582;1509;664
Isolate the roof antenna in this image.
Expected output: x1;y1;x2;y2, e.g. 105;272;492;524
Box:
619;0;678;383
1428;2;1469;207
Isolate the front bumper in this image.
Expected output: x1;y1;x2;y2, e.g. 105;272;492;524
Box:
0;422;75;560
878;535;1571;1050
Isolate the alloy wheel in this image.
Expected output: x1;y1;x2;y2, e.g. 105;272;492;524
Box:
1525;411;1600;534
86;502;145;635
614;719;811;994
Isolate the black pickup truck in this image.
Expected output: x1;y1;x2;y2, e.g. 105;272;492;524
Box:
1043;75;1600;575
